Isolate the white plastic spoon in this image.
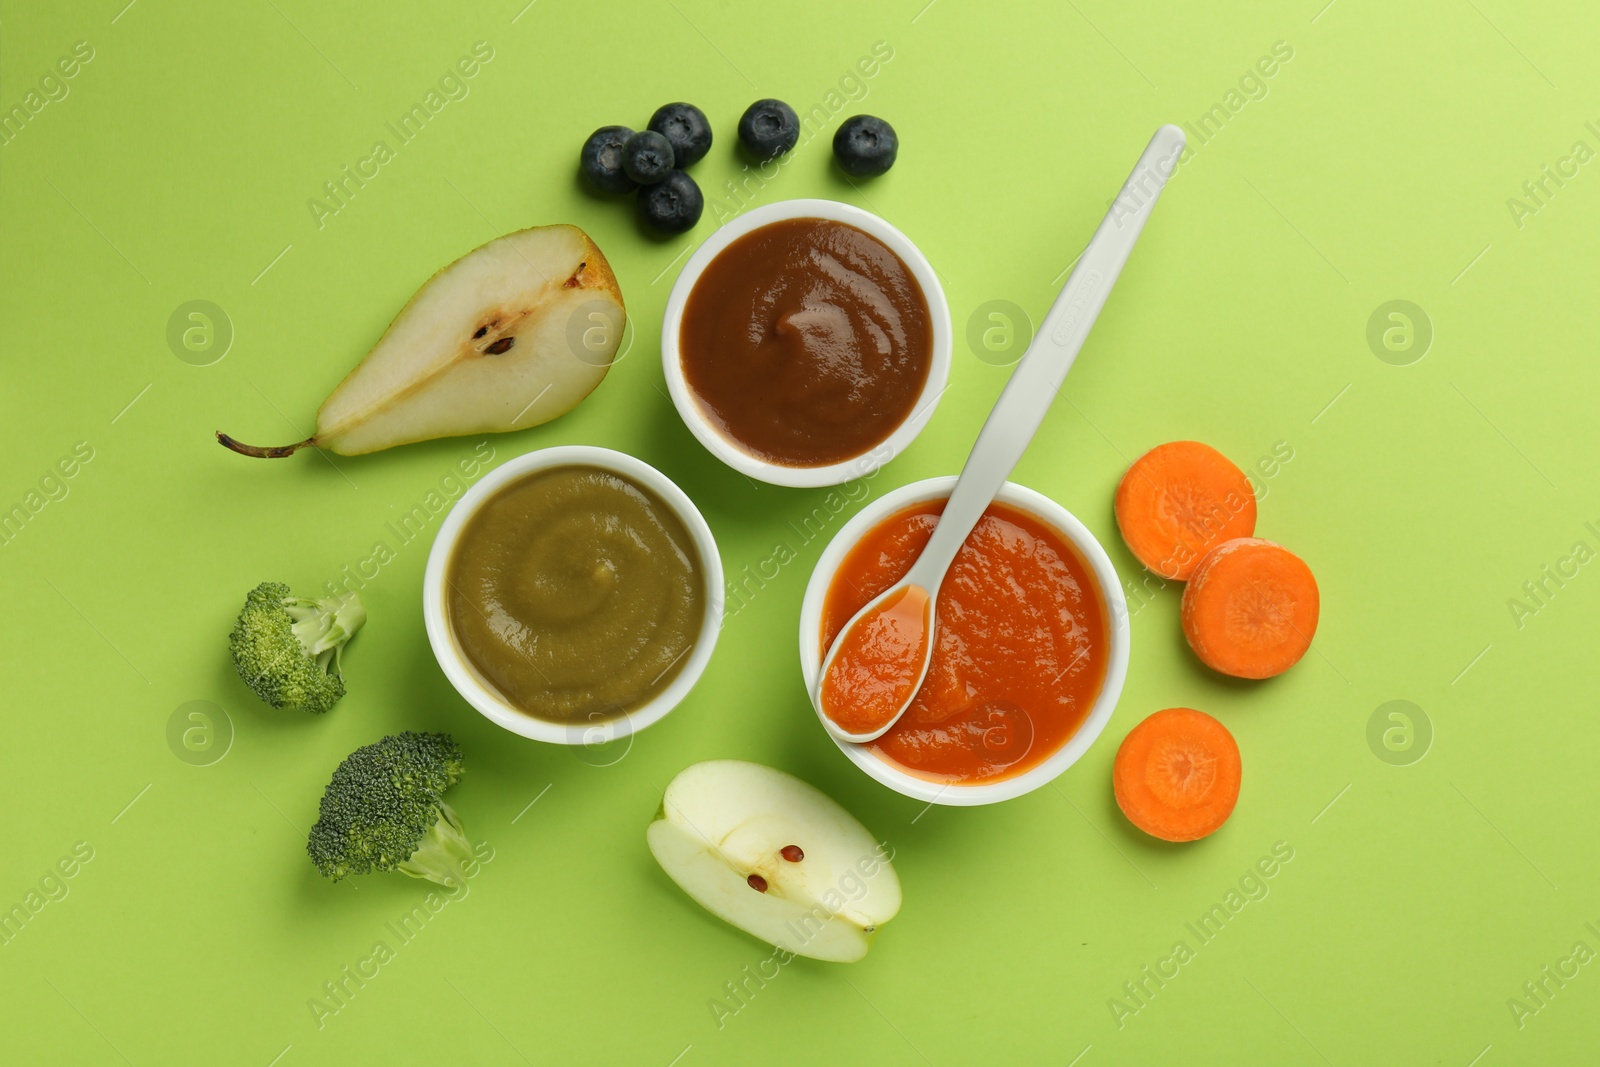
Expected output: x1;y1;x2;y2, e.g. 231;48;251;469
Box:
814;124;1186;745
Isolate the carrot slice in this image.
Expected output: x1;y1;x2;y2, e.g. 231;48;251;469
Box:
1114;441;1257;580
1181;538;1319;679
1113;707;1240;842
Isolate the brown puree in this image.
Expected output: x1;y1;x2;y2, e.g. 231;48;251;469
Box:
446;466;703;723
679;217;933;467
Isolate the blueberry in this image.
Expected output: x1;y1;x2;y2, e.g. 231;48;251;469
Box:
579;125;638;194
738;99;800;161
621;130;676;185
637;170;703;235
647;102;712;167
833;115;898;177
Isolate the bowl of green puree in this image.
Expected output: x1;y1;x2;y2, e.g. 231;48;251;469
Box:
424;445;723;744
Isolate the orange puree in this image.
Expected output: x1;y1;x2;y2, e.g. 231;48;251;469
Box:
820;499;1108;783
819;584;931;736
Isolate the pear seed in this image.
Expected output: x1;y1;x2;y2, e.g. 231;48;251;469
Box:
780;845;804;862
484;337;515;355
746;874;768;893
472;326;488;339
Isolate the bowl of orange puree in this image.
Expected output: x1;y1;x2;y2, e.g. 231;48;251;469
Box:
799;477;1129;805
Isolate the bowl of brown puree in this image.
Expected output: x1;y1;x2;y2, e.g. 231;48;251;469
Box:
662;199;952;488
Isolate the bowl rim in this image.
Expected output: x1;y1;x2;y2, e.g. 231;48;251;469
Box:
660;197;953;488
423;444;724;745
797;476;1131;805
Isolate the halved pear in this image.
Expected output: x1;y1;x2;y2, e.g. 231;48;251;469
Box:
648;760;902;962
218;224;625;457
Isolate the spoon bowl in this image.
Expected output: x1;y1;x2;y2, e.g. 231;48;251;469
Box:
815;581;937;744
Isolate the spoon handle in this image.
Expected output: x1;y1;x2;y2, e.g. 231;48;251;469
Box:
910;124;1186;586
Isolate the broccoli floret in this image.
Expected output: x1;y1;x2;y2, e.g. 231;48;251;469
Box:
228;581;365;713
306;732;472;886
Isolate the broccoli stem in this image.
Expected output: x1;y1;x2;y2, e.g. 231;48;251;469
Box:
396;803;475;887
285;590;367;666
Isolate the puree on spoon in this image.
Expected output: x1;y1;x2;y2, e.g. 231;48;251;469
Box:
678;217;932;467
446;465;703;723
820;499;1109;783
817;584;932;738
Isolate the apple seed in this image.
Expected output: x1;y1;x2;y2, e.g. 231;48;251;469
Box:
780;845;804;862
484;337;515;355
746;874;768;893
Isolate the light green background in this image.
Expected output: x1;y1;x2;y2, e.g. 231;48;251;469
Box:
3;0;1596;1063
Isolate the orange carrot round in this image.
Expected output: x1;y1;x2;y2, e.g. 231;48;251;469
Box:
1114;441;1257;580
1181;538;1319;679
1113;707;1241;842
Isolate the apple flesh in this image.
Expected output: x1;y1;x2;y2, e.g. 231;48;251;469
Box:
218;224;624;457
648;760;901;962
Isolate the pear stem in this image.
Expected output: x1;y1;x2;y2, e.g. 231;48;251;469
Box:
216;432;315;458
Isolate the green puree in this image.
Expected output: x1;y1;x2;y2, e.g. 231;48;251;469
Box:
446;465;703;723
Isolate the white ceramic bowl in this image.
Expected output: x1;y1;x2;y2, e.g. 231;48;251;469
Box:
661;198;952;488
798;477;1130;805
424;445;723;744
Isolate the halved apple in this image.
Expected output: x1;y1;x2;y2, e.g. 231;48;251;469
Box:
218;224;624;457
647;760;902;962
